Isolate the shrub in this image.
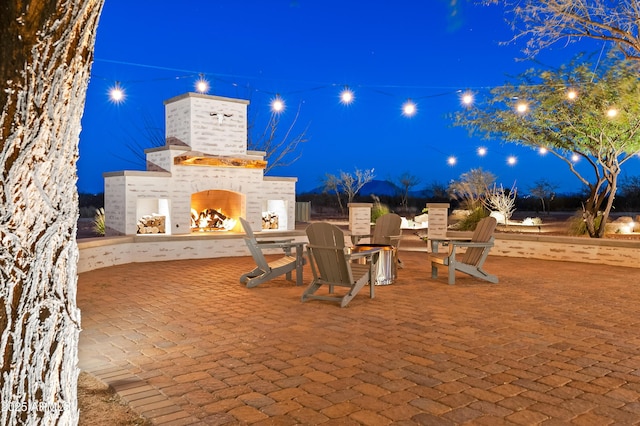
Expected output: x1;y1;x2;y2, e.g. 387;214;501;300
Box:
371;202;390;223
453;207;488;231
567;210;603;236
93;208;106;236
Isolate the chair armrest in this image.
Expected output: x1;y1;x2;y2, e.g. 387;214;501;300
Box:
255;238;294;246
448;240;494;249
348;247;381;261
256;240;304;250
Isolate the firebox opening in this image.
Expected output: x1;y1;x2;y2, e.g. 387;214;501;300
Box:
191;190;244;232
262;199;288;231
137;198;172;235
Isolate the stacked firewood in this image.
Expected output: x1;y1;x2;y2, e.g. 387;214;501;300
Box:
262;212;279;229
137;214;166;234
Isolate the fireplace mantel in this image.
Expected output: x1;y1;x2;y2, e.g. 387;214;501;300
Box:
173;154;266;169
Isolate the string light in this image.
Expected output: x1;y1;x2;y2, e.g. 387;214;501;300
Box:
461;91;474;107
96;67;640;173
516;102;528;114
340;87;354;105
109;82;125;104
402;99;417;117
195;75;209;93
271;95;285;113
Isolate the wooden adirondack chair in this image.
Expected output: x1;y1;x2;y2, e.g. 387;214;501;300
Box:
371;213;403;268
239;217;305;288
428;216;498;285
302;222;380;307
372;213;402;246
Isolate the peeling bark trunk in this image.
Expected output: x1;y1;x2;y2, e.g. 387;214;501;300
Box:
0;1;103;424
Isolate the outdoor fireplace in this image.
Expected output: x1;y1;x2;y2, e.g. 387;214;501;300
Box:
103;92;297;236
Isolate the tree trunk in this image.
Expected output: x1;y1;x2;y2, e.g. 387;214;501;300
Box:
0;1;103;424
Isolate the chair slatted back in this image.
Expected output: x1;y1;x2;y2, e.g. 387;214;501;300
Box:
306;223;353;284
461;216;497;266
372;213;402;246
239;217;270;271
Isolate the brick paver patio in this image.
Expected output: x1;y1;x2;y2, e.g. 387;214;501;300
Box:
78;249;640;425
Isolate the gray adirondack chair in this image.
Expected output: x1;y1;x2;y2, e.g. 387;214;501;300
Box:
239;217;305;288
428;216;498;285
302;222;380;307
372;213;403;269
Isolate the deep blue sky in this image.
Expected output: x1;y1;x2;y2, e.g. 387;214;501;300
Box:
78;0;638;196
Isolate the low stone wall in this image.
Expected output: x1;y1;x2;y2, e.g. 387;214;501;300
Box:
77;231;307;274
78;231;640;273
493;233;640;269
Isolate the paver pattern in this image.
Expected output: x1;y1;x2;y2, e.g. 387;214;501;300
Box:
78;249;640;425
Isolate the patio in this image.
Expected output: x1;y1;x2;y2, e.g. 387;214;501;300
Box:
77;250;640;425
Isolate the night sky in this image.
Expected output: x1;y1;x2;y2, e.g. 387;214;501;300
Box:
77;0;637;196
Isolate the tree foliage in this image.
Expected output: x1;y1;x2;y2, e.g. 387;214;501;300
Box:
447;168;496;210
453;54;640;237
487;0;640;61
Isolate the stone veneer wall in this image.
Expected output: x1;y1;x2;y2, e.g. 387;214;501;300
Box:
78;232;640;274
492;233;640;268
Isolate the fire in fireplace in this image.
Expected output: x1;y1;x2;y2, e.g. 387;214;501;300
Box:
191;208;237;231
190;189;243;232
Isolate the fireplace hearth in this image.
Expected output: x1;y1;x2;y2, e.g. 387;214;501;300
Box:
104;93;297;236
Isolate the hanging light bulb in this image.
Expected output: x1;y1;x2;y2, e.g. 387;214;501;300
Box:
195;75;209;94
340;86;354;105
461;91;474;106
109;82;125;104
516;102;528;114
402;99;417;117
271;95;285;113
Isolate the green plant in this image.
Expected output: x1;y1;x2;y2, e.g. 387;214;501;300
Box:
567;210;603;236
371;202;390;223
93;207;106;236
453;207;488;231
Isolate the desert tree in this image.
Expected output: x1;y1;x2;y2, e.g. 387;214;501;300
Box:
528;178;558;214
483;183;518;225
321;173;344;213
447;168;496;211
486;0;640;61
339;168;375;205
1;0;104;424
322;168;375;213
395;172;421;210
248;103;310;174
453;54;640;237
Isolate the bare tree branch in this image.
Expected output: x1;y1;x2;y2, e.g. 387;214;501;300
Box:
486;0;640;61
